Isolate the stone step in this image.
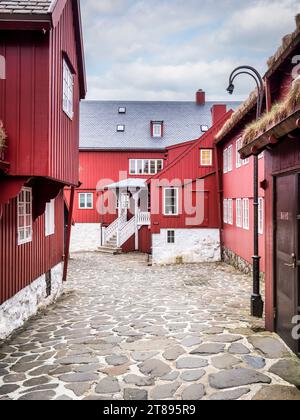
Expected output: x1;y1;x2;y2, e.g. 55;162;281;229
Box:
97;246;122;255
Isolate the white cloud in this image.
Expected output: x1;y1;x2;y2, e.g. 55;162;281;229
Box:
81;0;300;101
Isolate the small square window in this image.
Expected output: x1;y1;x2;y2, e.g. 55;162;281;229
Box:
117;125;125;132
201;125;209;133
167;230;175;244
152;121;163;138
118;107;126;114
200;149;213;166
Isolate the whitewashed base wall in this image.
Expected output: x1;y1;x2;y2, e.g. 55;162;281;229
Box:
152;229;221;265
70;223;101;253
0;262;63;340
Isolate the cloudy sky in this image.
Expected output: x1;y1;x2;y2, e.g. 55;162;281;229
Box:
81;0;299;102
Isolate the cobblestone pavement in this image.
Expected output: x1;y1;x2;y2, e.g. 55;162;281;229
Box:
1;252;300;400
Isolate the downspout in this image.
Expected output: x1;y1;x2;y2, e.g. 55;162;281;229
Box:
63;186;75;282
214;145;223;259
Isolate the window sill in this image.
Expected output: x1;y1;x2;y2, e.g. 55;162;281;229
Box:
18;238;32;246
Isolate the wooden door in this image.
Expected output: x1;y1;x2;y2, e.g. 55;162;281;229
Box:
275;173;299;354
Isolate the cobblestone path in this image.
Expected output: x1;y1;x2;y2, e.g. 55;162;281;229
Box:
1;253;300;400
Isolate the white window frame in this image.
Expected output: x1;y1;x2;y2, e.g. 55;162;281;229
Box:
163;187;179;216
129;159;163;175
45;199;55;237
79;193;94;210
258;197;264;235
227;145;233;172
117;124;125;132
236;138;243;168
200;149;213;166
17;187;33;245
63;59;74;119
236;198;242;228
242;198;250;230
227;199;233;225
223;148;228;173
223;199;228;224
152;122;163;138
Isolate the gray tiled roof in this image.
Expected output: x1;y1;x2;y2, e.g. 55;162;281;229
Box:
80;100;241;150
0;0;54;14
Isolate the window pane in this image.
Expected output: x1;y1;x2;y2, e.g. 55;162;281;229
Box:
143;160;149;174
79;194;85;208
87;194;93;208
201;150;212;166
137;160;143;174
150;161;156;174
157;160;163;172
130;160;136;174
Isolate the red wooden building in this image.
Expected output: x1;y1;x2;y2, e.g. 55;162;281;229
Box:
0;0;86;339
216;15;300;354
72;93;239;257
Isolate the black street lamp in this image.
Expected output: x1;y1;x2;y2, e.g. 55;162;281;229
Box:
226;65;264;318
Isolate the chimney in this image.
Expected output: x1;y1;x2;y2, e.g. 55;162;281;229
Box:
211;104;227;125
196;89;205;105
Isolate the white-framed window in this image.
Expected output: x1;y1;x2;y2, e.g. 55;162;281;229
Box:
79;193;93;209
118;107;126;114
258;197;264;235
200;149;213;166
236;198;242;228
63;59;74;119
163;187;179;216
242;198;250;230
223;148;228;173
223;199;228;224
129;159;163;175
236;138;243;168
45;199;55;237
152;122;163;138
227;199;233;225
17;187;32;245
227;145;233;172
167;230;175;244
117;124;125;132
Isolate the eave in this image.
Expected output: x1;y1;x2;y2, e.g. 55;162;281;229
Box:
0;14;52;30
240;108;300;158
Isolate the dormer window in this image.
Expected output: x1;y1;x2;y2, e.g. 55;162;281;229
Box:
118;107;126;114
117;124;125;132
201;125;209;133
151;121;163;138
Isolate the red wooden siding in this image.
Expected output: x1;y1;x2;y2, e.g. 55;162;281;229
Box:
0;0;81;186
0;30;49;176
221;131;266;271
150;111;232;232
49;0;80;185
0;191;64;305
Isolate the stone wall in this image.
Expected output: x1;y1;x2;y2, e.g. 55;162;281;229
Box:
0;262;64;340
70;223;101;253
152;229;221;265
222;247;253;275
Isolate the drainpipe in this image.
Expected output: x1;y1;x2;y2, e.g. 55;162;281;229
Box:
63;186;75;282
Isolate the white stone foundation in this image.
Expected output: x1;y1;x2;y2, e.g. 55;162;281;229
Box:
152;229;221;265
0;262;64;340
70;223;101;253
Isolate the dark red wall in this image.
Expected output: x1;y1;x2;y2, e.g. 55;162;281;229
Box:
0;191;64;305
0;0;81;186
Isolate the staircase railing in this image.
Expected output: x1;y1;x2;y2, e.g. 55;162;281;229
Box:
117;217;136;247
103;212;126;244
137;211;151;226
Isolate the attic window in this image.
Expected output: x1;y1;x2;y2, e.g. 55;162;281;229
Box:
118;107;126;114
201;125;209;133
151;121;163;138
117;125;125;132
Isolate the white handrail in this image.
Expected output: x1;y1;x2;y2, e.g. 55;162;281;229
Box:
104;212;126;244
137;212;151;226
118;217;136;247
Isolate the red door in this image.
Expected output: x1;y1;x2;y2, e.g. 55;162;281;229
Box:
275;173;299;355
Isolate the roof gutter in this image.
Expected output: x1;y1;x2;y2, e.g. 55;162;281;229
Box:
0;14;52;30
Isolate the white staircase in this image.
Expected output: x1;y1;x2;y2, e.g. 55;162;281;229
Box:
98;211;150;254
